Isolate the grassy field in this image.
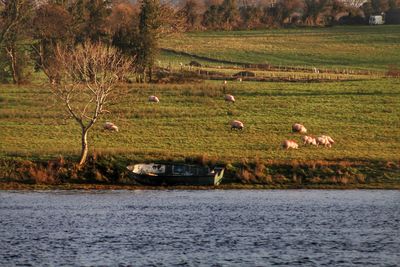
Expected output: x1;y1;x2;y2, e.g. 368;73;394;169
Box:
1;78;399;163
160;25;400;71
1;25;400;188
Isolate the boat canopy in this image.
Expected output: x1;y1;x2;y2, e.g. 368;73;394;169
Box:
130;163;166;175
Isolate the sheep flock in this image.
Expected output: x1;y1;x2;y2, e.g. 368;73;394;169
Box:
103;80;335;151
282;123;335;150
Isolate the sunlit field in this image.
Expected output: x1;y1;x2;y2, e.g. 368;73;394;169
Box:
160;25;400;71
1;25;400;166
1;78;399;162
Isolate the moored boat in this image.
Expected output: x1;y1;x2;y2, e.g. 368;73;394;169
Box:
126;163;225;186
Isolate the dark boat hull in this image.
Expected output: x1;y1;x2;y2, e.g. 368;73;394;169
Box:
130;173;222;186
127;163;224;186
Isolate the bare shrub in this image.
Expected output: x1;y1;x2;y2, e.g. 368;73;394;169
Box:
156;70;203;83
29;167;57;184
338;176;349;185
386;65;400;78
309;176;322;183
356;174;366;183
260;175;273;184
19;157;68;184
254;161;266;180
273;174;288;183
239;169;255;183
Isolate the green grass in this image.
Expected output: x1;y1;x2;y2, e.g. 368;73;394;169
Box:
1;26;400;166
1;78;400;162
160;26;400;71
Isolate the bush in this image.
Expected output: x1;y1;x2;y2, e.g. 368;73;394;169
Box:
189;60;202;67
386;65;400;77
155;70;203;83
233;71;256;77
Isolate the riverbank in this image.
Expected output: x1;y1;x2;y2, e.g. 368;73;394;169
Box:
1;182;400;190
1;156;399;190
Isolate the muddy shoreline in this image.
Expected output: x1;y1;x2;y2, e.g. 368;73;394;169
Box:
1;181;400;190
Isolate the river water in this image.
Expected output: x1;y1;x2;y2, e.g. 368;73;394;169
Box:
0;190;399;266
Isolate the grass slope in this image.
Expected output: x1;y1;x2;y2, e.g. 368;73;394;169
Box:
160;26;400;71
1;79;399;162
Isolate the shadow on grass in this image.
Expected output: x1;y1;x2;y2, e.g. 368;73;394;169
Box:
238;90;399;98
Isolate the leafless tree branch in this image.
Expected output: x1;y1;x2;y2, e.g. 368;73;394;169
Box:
44;41;132;166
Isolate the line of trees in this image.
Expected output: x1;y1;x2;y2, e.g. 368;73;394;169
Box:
1;0;400;85
182;0;400;30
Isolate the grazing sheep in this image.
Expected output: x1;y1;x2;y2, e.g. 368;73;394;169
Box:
223;80;227;85
316;136;329;147
325;135;335;144
302;135;317;146
231;120;244;130
148;95;160;103
282;140;298;149
316;135;335;148
224;94;235;103
292;123;307;134
104;122;119;132
237;78;242;82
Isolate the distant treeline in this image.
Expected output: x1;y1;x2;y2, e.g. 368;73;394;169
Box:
181;0;400;30
1;0;399;84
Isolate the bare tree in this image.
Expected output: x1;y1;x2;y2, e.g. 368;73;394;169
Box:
302;0;330;25
158;2;186;36
48;41;132;166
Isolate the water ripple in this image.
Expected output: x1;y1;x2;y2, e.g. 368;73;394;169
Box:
0;190;399;266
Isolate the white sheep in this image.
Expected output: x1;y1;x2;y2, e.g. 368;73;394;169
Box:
316;135;335;148
316;136;329;147
224;94;235;103
237;78;242;82
231;120;244;130
282;140;299;149
325;135;335;144
292;123;307;134
104;122;119;132
302;135;317;146
148;95;160;103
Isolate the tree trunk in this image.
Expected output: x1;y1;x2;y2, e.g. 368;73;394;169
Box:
78;128;89;166
148;66;153;82
6;46;18;84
